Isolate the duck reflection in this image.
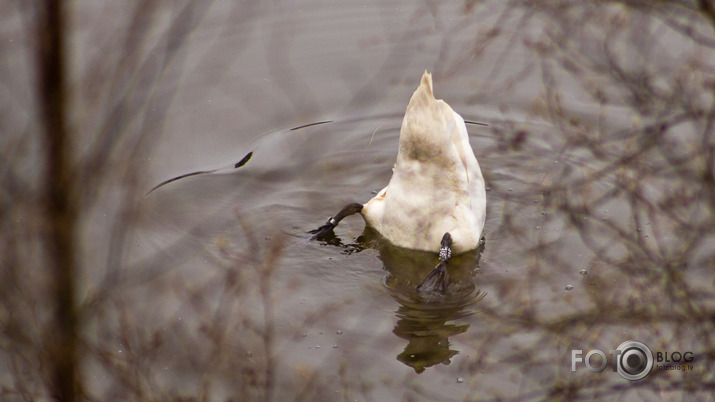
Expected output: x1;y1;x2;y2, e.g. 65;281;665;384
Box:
356;227;486;373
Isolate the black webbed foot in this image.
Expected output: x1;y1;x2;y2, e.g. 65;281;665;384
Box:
417;261;449;295
308;203;363;241
308;221;337;241
417;233;453;296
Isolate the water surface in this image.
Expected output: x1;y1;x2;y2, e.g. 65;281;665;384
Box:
3;1;714;400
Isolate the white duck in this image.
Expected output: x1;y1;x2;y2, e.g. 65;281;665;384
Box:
310;71;486;293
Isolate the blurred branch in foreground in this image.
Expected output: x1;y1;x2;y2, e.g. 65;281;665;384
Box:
35;1;78;400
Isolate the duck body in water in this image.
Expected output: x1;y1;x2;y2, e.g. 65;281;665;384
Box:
310;71;486;294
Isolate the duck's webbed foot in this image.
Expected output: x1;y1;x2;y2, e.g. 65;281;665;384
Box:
417;233;453;295
308;203;363;241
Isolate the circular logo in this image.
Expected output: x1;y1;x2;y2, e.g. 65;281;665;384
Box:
615;340;653;381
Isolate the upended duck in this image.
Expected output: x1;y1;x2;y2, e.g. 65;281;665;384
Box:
310;71;486;294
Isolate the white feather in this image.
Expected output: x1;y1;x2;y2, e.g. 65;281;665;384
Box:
362;71;486;254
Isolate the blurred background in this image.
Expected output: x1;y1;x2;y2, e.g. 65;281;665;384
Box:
2;0;714;400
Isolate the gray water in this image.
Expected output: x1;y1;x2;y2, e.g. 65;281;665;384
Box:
2;1;714;400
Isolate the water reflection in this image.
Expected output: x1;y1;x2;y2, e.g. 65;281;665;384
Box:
358;228;486;373
393;303;471;373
